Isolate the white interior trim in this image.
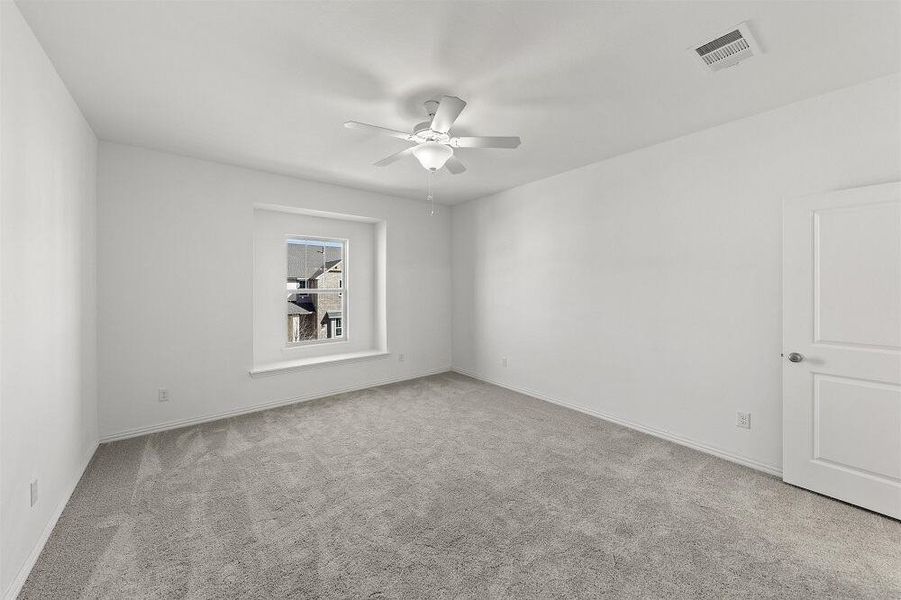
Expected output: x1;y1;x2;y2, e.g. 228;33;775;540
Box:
452;367;783;477
101;366;449;443
249;350;391;377
253;202;383;223
2;441;99;600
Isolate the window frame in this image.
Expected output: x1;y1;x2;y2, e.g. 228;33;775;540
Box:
285;235;348;348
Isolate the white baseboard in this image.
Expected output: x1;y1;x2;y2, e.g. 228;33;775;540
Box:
100;367;452;443
3;440;99;600
452;367;783;478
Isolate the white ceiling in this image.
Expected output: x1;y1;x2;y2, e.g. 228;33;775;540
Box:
17;1;901;204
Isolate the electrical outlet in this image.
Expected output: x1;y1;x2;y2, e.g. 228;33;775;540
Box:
158;388;170;403
398;353;405;362
736;411;751;429
501;357;508;367
30;479;38;507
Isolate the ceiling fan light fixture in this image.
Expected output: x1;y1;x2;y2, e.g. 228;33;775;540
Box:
412;142;453;171
347;95;520;176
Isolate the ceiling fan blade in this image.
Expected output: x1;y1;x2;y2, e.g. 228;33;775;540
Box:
345;121;415;142
429;96;466;134
373;145;417;167
445;156;466;174
450;136;521;149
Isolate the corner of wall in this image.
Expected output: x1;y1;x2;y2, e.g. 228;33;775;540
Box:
0;2;101;597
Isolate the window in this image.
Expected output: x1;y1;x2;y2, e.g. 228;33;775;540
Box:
286;238;345;345
252;207;386;372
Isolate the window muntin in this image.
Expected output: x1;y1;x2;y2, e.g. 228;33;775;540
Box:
286;238;346;345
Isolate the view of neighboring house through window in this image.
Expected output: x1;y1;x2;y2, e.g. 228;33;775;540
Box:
286;238;345;344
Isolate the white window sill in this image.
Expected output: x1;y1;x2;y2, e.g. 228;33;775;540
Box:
249;350;389;377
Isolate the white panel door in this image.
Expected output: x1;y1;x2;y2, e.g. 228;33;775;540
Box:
783;182;901;518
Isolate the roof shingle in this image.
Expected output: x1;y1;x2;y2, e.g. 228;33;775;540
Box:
287;242;342;280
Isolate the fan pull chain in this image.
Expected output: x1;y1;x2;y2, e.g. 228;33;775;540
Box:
428;171;439;216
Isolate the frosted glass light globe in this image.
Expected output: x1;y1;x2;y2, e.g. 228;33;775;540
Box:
413;142;453;171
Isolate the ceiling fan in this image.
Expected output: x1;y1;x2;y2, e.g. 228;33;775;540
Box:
344;95;521;174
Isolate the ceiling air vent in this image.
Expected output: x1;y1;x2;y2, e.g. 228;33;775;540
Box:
691;22;761;72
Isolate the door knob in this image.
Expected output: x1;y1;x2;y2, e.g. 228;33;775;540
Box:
788;352;804;363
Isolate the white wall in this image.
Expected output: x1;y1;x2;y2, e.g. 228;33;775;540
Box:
451;74;901;473
97;142;451;439
0;3;98;596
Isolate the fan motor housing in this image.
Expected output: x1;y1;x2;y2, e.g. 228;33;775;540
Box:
413;121;449;143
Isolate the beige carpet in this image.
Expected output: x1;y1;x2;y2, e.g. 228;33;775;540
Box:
20;373;901;599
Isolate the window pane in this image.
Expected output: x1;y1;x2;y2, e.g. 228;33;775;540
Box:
286;292;344;343
286;238;346;345
286;239;344;290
